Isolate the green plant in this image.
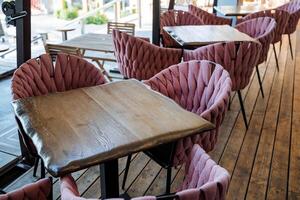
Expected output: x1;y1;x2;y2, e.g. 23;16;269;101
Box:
84;12;108;25
56;7;79;20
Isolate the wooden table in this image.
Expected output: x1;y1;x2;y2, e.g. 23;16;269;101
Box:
163;25;256;48
12;80;214;198
56;27;76;41
60;33;115;54
214;2;285;16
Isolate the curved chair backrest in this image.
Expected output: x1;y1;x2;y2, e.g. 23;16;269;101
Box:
183;41;262;91
188;5;232;25
144;60;232;164
0;178;52;200
112;29;183;80
277;0;300;34
238;9;289;44
235;17;276;64
12;53;107;100
61;145;230;200
160;10;203;47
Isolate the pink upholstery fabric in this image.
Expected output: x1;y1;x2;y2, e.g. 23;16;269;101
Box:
188;5;232;25
177;144;230;200
235;17;276;64
60;145;229;200
144;60;232;165
12;53;107;100
237;9;290;44
11;53;107;159
112;30;183;80
60;175;99;200
0;178;51;200
183;41;262;91
160;10;203;47
277;0;300;34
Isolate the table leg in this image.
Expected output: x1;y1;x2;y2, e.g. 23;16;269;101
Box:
100;159;119;198
62;32;67;41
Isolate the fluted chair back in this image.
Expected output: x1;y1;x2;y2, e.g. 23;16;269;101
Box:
237;9;289;44
144;60;232;165
12;53;107;100
60;145;230;200
0;178;52;200
235;17;276;64
188;5;232;25
160;10;203;47
112;30;183;80
277;0;300;35
183;41;261;91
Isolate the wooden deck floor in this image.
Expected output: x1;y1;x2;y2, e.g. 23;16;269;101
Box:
3;28;300;199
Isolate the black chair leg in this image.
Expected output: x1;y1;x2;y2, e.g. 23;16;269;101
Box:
256;66;264;98
41;158;46;178
33;157;39;177
288;34;294;60
280;40;282;51
165;167;172;194
273;43;279;71
237;90;248;129
122;155;132;190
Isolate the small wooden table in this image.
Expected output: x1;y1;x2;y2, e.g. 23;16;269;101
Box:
60;33;115;54
163;25;256;48
56;27;76;41
12;80;214;198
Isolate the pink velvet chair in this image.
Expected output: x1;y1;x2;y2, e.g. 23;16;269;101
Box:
122;60;231;193
0;178;52;200
235;17;276;97
188;5;232;25
237;9;290;70
160;10;203;47
11;53;107;178
184;41;262;129
112;30;183;80
277;0;300;59
60;144;230;200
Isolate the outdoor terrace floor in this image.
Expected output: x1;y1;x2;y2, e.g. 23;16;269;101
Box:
1;26;300;199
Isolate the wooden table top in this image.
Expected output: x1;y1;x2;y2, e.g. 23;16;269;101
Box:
163;25;256;47
12;80;214;177
214;2;285;16
59;33;114;53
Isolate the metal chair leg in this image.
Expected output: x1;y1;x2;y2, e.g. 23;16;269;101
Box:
33;157;39;177
237;90;248;129
256;66;264;98
41;159;46;178
288;34;294;60
273;43;279;71
122;154;132;190
165;167;172;194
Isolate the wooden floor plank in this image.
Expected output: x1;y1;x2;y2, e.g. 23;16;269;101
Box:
227;38;278;199
126;159;161;198
267;35;295;199
289;30;300;199
246;36;290;199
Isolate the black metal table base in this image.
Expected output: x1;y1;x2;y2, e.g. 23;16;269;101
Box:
100;159;119;198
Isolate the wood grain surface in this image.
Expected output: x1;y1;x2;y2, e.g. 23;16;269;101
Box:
12;80;214;177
